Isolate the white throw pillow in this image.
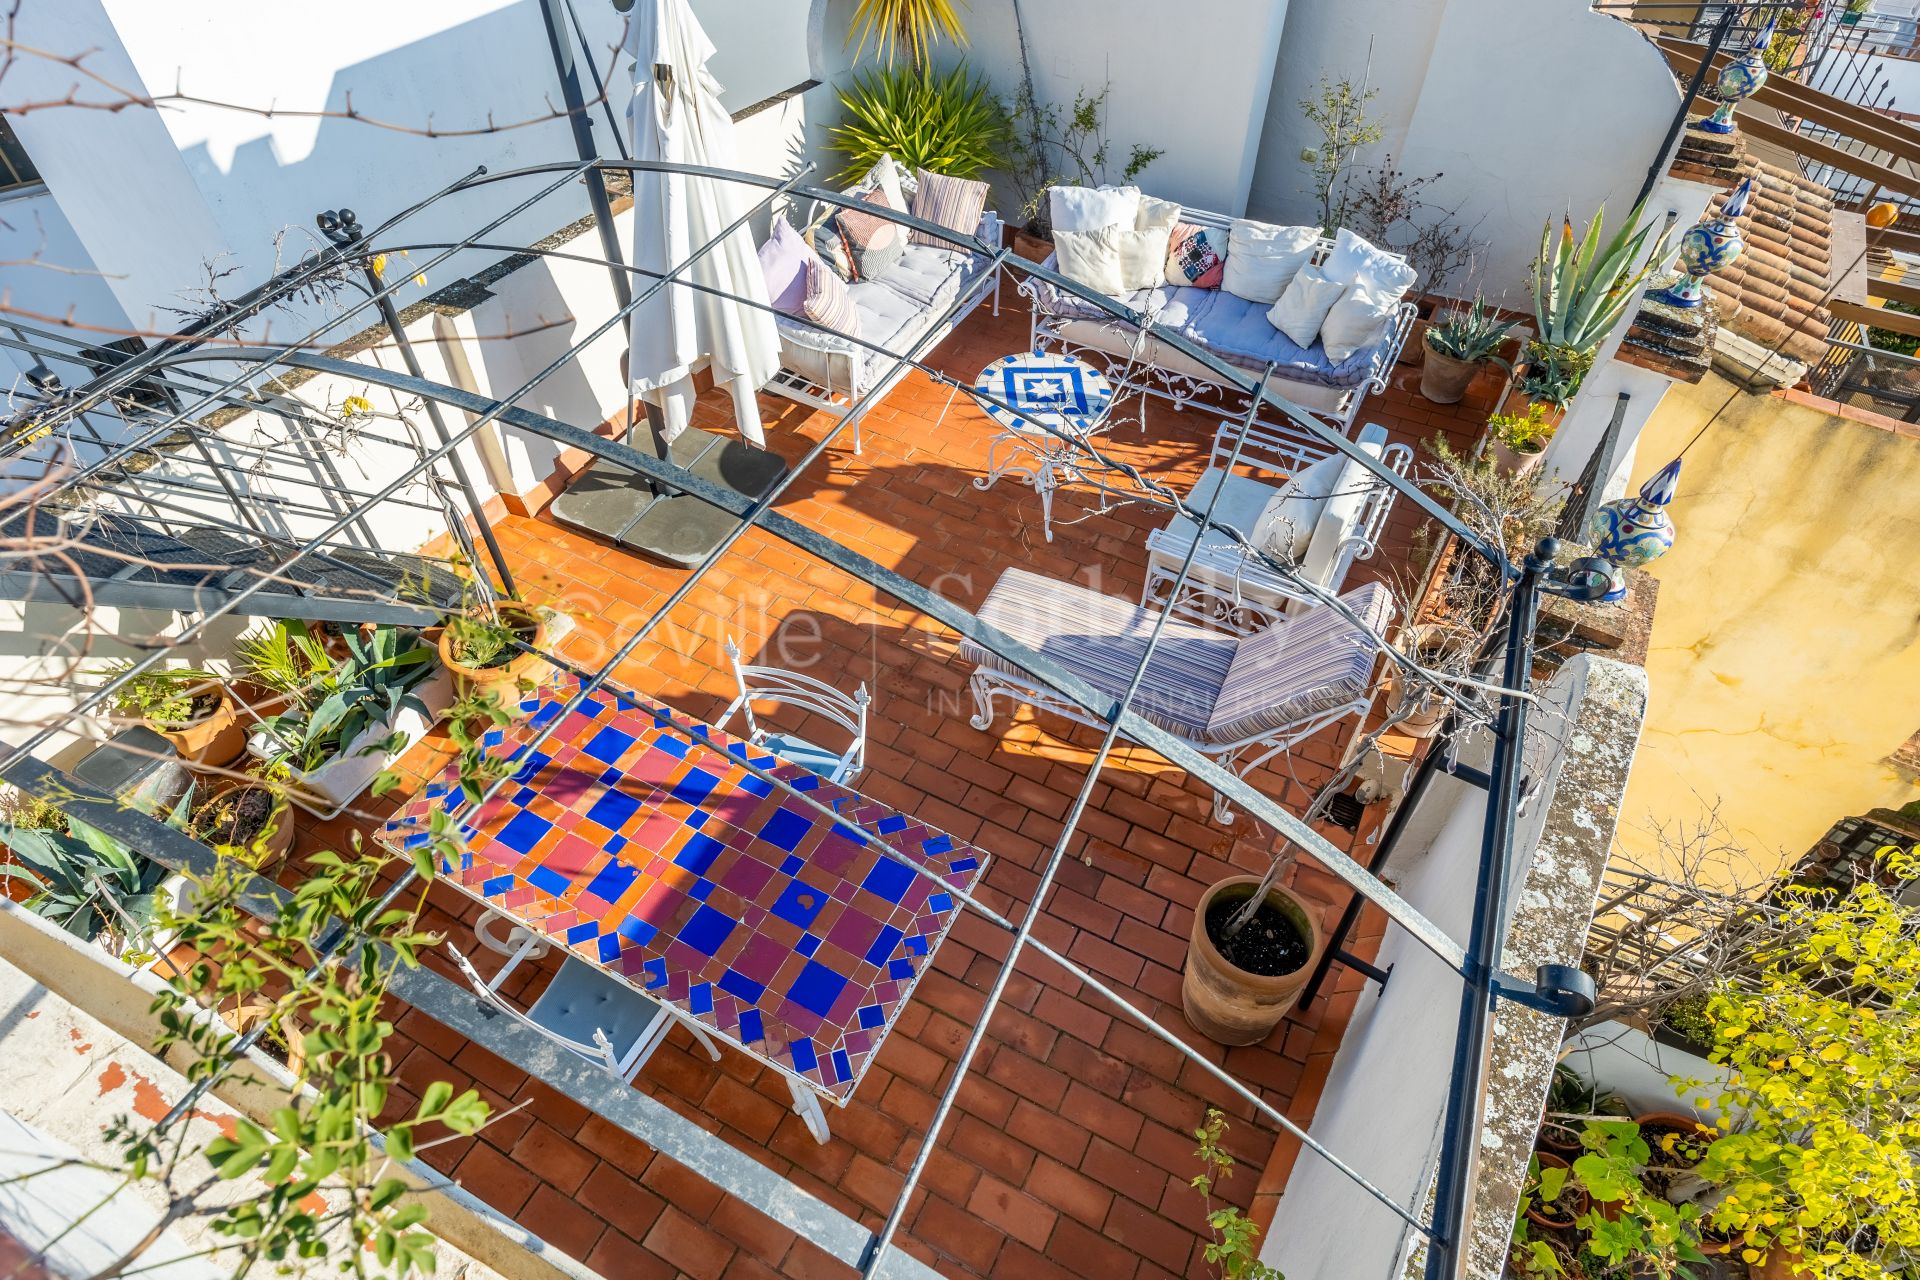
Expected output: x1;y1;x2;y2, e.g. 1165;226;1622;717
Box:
1053;223;1128;296
1251;452;1346;560
867;154;908;215
1113;197;1181;292
1267;266;1347;348
1049;184;1142;234
1222;219;1320;304
1321;228;1417;300
1319;283;1400;362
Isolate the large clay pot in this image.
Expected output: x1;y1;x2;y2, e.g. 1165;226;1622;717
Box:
158;686;248;770
193;781;295;871
1012;229;1053;265
1182;876;1324;1046
438;604;554;709
1524;1152;1590;1232
1419;339;1479;404
1489;438;1546;478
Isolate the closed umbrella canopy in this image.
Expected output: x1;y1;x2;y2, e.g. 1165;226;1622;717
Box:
623;0;780;445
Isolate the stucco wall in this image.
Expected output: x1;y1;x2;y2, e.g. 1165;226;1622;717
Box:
1249;0;1680;300
1618;376;1920;876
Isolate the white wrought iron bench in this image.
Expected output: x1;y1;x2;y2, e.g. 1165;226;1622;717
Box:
1017;210;1414;446
765;166;1002;453
1143;420;1413;634
961;571;1394;822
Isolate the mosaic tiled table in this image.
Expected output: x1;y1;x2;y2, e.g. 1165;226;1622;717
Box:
971;350;1116;542
381;677;987;1106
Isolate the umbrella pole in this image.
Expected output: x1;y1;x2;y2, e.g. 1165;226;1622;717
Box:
534;0;671;492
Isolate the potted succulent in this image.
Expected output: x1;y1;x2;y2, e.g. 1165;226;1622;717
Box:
0;789;192;957
99;663;247;768
191;776;294;871
437;598;556;708
1526;201;1668;407
1420;294;1516;404
1487;402;1556;477
1182;873;1324;1045
245;622;447;818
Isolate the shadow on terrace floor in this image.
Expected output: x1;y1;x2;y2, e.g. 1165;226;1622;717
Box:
287;300;1498;1280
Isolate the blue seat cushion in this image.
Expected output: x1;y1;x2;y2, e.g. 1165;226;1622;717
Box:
761;731;847;779
527;956;663;1052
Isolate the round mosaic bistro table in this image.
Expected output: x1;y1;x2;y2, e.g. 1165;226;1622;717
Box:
969;350;1116;541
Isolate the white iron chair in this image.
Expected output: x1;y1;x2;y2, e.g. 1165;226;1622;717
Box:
962;573;1394;822
1142;420;1413;634
452;910;723;1084
716;636;870;784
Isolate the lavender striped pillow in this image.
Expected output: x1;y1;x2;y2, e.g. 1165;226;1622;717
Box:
909;169;989;249
801;255;861;338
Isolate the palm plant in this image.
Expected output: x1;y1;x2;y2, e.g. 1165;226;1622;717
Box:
1531;201;1668;393
828;64;1005;185
847;0;967;72
251;624;434;773
234;618;335;702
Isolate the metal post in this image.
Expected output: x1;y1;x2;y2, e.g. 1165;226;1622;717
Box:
1424;538;1555;1280
321;208;518;598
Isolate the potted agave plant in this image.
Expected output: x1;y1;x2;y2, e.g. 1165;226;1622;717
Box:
1420;294;1516;404
1518;201;1669;417
1182;871;1324;1045
437;592;557;708
0;788;193;958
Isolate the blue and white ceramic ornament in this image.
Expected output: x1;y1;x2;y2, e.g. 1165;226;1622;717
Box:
1589;458;1682;603
1650;177;1753;310
1697;17;1775;135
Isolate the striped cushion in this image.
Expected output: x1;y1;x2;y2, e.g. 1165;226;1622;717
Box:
1204;582;1393;744
961;568;1236;737
801;255;861;339
910;169;989;250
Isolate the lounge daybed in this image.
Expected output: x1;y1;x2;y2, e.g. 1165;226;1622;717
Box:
961;571;1394;822
1018;200;1417;446
763;162;1002;452
1142;419;1413;634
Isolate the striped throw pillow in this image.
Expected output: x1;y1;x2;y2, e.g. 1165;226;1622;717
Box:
909;169;989;249
801;255;861;339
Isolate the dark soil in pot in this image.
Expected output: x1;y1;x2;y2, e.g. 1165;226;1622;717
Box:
195;785;278;846
1204;894;1311;976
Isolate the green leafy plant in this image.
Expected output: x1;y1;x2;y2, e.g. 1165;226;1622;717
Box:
1300;77;1383;235
828;64;1006;185
235;619;335;701
444;611;518;671
1490;402;1556;455
1517;354;1582;409
1192;1109;1284;1279
998;79;1163;234
101;662;226;727
1865;299;1920;356
97;843;493;1277
0;787;191;945
846;0;967;72
1569;1120;1710;1277
1530;202;1669;397
1426;294;1517;365
252;625;434;774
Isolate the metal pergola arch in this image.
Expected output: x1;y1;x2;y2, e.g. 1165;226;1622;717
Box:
0;154;1577;1280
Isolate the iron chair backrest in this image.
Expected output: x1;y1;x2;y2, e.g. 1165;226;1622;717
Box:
719;634;870;779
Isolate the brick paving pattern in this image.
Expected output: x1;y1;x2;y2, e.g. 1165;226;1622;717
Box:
290;299;1495;1278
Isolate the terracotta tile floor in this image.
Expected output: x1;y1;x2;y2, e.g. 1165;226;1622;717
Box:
297;300;1497;1279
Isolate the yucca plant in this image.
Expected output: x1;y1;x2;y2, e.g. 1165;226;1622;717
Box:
828;64;1006;185
847;0;968;72
1531;202;1669;389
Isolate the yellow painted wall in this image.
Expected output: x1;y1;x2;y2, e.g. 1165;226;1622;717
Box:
1618;375;1920;876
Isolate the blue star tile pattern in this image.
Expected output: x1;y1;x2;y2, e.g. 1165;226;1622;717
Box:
378;675;989;1105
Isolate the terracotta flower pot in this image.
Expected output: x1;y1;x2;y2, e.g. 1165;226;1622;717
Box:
1524;1152;1590;1231
1401;318;1430;367
223;999;307;1078
1489;438;1546;477
157;685;248;770
193;781;294;872
1498;382;1567;429
1182;876;1324;1046
1420;339;1479;404
1012;229;1053;265
438;604;554;709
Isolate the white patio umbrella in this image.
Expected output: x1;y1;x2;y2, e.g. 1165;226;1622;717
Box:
623;0;780;445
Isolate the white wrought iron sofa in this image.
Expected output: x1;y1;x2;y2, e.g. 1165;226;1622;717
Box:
1018;211;1415;446
961;571;1394;822
766;167;1002;453
1143;420;1413;634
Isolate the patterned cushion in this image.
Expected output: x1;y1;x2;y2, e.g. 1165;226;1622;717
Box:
832;189;906;281
910;169;989;249
1204;582;1393;744
1165;222;1227;289
801;256;861;339
961;568;1237;737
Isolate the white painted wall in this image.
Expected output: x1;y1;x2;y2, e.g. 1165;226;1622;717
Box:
0;188;133;386
1260;656;1647;1279
1251;0;1681;302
